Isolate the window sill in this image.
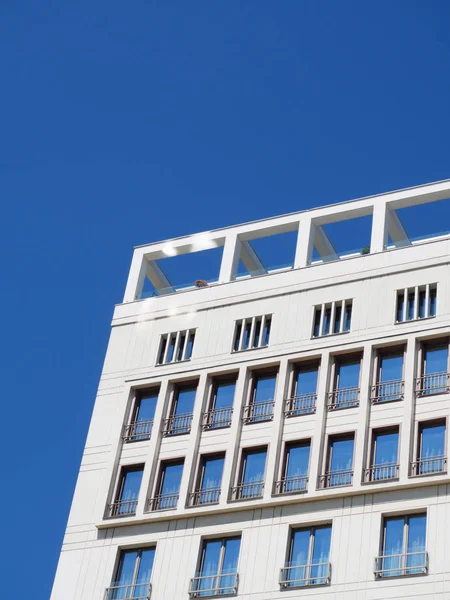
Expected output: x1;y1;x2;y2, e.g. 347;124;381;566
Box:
232;344;269;354
311;330;350;340
155;358;192;367
394;315;436;325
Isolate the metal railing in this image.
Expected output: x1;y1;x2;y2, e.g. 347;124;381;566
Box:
416;372;450;397
202;407;233;430
319;470;353;489
374;551;428;578
274;476;308;495
230;481;264;500
162;413;193;436
123;420;153;442
147;493;179;512
107;499;138;517
242;401;274;424
371;380;404;403
284;393;317;417
364;464;399;482
104;582;151;600
327;387;359;410
188;572;239;597
279;562;331;588
188;488;221;506
410;456;447;476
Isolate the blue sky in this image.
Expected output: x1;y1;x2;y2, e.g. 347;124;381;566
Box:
1;2;450;598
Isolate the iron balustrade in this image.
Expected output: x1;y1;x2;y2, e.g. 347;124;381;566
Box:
242;401;274;424
162;413;193;436
279;562;331;588
410;456;447;476
364;463;399;482
104;582;151;600
284;393;317;417
273;476;308;495
123;420;153;442
147;493;179;512
230;481;264;500
319;470;353;489
188;573;239;597
188;488;221;506
202;407;233;430
107;499;138;517
415;372;450;397
327;387;359;410
370;380;404;404
374;551;428;578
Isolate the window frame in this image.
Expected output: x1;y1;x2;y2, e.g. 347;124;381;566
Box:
197;535;242;578
110;546;156;594
395;284;437;324
156;329;196;365
276;439;311;494
312;299;353;339
124;387;159;443
243;368;278;424
202;374;237;430
371;346;405;404
232;314;272;353
411;417;447;476
109;463;144;517
149;458;184;511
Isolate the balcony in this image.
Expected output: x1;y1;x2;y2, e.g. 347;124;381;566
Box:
188;488;221;507
123;420;153;442
284;393;317;417
374;551;428;578
104;582;151;600
147;493;179;512
230;481;264;501
202;407;233;430
319;470;353;489
273;476;308;495
415;372;450;397
410;456;447;476
162;413;193;436
364;464;399;483
242;401;274;424
188;573;239;597
327;387;359;410
106;498;138;518
370;380;404;404
279;562;331;588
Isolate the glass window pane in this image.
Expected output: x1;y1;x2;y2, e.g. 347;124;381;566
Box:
233;324;242;351
242;322;252;350
330;438;354;471
161;463;183;495
420;423;445;458
374;431;398;465
222;538;241;573
200;540;222;575
115;550;138;585
214;382;235;409
380;354;403;382
136;549;155;584
121;469;143;501
407;515;426;553
343;304;352;331
254;375;276;403
186;333;195;359
424;346;448;374
290;529;310;565
312;526;332;564
243;450;266;483
323;308;331;336
286;444;310;477
384;518;404;555
263;318;271;345
295;367;318;395
429;288;437;317
313;309;321;337
201;456;224;490
407;292;415;320
337;361;360;389
418;291;426;318
333;305;342;333
397;293;405;322
175;388;196;415
136;393;158;422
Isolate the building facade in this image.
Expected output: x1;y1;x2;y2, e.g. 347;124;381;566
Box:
51;180;450;600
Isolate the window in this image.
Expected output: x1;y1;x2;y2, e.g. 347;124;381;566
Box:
285;362;319;417
396;284;437;323
231;447;267;500
312;299;352;338
157;329;195;365
371;348;404;403
327;355;361;410
106;547;155;600
365;428;399;482
232;314;271;352
375;514;427;578
320;434;354;488
189;454;225;506
275;441;310;494
108;465;144;517
148;460;184;511
124;389;158;442
416;341;450;396
189;537;241;598
280;525;332;588
202;377;236;430
412;420;447;476
163;384;197;436
243;371;276;424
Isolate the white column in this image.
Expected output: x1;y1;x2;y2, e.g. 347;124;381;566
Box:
294;217;313;268
219;233;241;283
398;335;418;482
370;201;388;254
123;249;147;302
308;351;331;489
352;344;373;489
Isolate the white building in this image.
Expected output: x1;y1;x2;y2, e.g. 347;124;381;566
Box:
52;180;450;600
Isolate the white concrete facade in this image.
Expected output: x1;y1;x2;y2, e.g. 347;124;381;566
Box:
52;180;450;600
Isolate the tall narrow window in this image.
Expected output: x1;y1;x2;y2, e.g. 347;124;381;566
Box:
189;454;225;506
243;371;276;424
312;299;352;338
285;362;319;417
275;441;310;494
232;447;267;500
106;547;155;600
202;378;236;430
412;420;447;476
157;329;195;365
320;434;354;488
416;342;449;396
328;356;360;410
371;349;404;403
163;384;197;436
375;514;427;578
189;537;241;598
365;428;399;482
232;314;271;352
280;525;332;588
108;465;144;517
396;284;437;323
149;460;184;511
124;389;158;442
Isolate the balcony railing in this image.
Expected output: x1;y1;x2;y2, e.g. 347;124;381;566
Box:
327;387;359;410
319;470;353;489
162;413;193;436
410;456;447;476
416;372;450;397
364;463;399;482
188;572;239;597
202;407;233;430
242;401;274;424
371;380;404;404
284;393;317;417
279;562;331;588
104;582;151;600
106;498;138;517
374;551;428;578
147;493;179;512
273;476;308;495
230;481;264;500
123;420;153;442
188;488;221;506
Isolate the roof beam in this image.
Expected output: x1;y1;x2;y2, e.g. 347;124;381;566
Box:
313;225;339;261
146;260;175;295
240;240;268;276
387;210;411;247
